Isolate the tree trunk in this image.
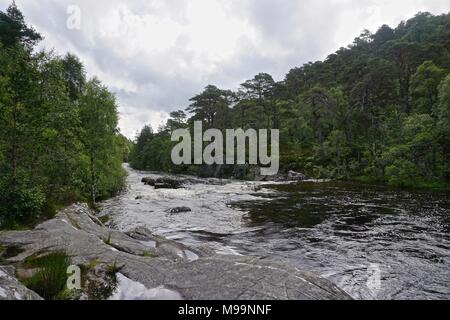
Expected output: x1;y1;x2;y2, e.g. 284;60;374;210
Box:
11;103;17;180
90;154;97;205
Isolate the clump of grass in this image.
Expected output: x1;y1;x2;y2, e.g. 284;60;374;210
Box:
106;261;122;275
102;233;112;245
0;244;5;263
22;251;71;300
98;215;110;225
66;215;81;230
142;250;155;257
86;262;121;300
86;259;100;270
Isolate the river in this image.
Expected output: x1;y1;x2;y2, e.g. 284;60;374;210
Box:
99;164;450;300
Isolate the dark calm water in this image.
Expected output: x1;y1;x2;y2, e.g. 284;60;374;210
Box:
101;166;450;300
228;182;450;300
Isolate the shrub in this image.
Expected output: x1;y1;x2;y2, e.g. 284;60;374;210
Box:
0;171;46;228
385;159;421;188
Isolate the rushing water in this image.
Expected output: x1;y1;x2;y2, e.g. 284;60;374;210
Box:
100;165;450;300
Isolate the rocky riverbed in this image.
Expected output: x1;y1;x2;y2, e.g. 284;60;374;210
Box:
0;203;351;300
99;165;450;300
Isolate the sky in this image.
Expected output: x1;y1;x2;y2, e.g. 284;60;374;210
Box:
2;0;450;138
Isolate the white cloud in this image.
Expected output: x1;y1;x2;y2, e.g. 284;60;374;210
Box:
5;0;450;138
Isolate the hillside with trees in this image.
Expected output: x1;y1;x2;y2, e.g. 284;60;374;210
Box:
0;3;128;228
130;12;450;190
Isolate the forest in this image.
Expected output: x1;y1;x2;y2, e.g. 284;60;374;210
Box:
0;3;129;228
130;11;450;190
1;4;449;229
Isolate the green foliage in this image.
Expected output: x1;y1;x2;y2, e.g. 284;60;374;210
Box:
142;251;155;257
0;2;42;49
0;3;125;228
22;251;71;300
129;126;189;174
78;78;126;204
385;159;421;188
435;75;450;179
411;61;447;114
102;232;112;245
0;170;45;228
86;262;119;300
130;12;450;190
98;215;110;225
315;130;352;179
187;85;235;129
381;113;444;186
0;244;5;263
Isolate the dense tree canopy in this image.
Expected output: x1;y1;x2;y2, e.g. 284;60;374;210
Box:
131;11;450;189
0;4;127;228
0;1;41;49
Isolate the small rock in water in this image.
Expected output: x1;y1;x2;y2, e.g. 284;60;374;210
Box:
154;183;173;189
141;177;156;186
288;170;308;181
167;207;192;214
142;177;184;189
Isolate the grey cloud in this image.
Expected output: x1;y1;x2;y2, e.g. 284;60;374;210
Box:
6;0;450;138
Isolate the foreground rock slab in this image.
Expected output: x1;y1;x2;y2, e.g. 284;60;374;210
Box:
0;266;43;300
0;203;351;300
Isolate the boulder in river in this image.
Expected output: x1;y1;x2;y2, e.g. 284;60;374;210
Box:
287;170;309;181
264;170;309;182
229;165;309;182
166;207;192;214
142;177;184;189
141;177;156;186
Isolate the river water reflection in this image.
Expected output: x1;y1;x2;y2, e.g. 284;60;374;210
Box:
100;166;450;300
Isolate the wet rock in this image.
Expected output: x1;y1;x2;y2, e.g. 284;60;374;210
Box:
230;165;308;182
141;177;156;186
287;170;308;181
154;183;173;189
167;207;191;214
157;177;184;189
184;177;227;186
126;227;208;259
0;245;25;260
0;203;351;300
142;177;184;189
263;170;309;182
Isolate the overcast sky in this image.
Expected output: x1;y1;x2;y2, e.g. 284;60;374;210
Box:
4;0;450;138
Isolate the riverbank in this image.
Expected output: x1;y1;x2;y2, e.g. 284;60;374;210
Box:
0;203;351;300
130;162;450;193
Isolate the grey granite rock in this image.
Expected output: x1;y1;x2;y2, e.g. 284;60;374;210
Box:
0;203;351;300
142;177;184;189
0;266;43;300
